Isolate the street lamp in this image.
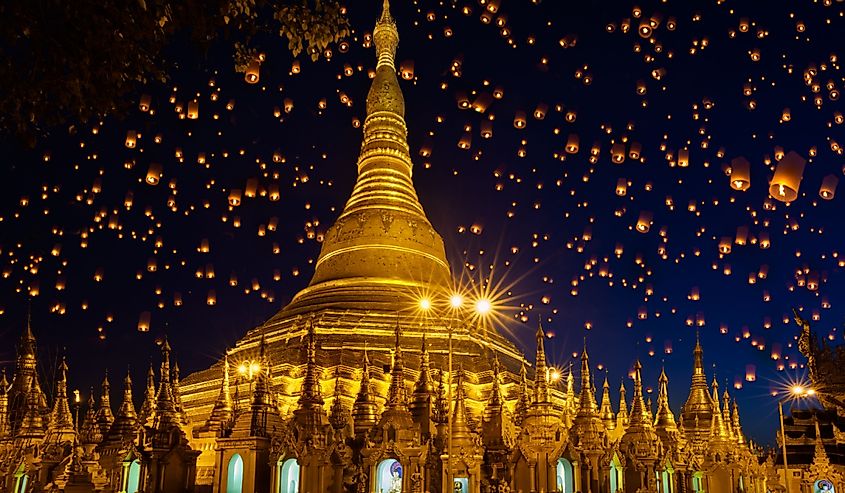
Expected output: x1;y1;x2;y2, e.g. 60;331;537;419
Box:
417;291;492;491
777;385;814;493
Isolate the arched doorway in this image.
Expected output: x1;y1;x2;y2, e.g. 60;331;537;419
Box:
126;459;141;493
660;463;674;493
692;472;704;493
227;454;244;493
610;454;624;493
814;480;835;493
376;459;402;493
556;458;574;493
279;458;300;493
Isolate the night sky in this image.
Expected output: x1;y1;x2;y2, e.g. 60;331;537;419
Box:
1;0;843;445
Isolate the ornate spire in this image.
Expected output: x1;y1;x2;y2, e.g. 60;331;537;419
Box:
0;370;9;438
433;369;449;426
17;378;44;438
200;354;233;435
534;320;549;403
329;374;350;431
172;360;189;425
722;386;735;440
153;337;178;429
96;370;115;436
139;362;157;426
79;390;102;445
289;0;450;311
450;367;474;445
299;321;324;408
352;348;378;434
709;376;729;443
628;361;649;428
565;363;577;415
412;334;434;399
683;331;712;418
486;355;505;417
106;371;138;443
249;332;274;437
46;356;75;442
577;342;599;415
599;374;616;431
387;321;408;408
617;379;629;427
732;400;746;446
514;359;531;427
654;368;678;433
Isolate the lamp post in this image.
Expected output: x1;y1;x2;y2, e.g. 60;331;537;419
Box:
417;293;491;492
778;385;815;493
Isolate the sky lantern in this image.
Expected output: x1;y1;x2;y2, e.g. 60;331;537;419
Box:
769;151;806;202
146;163;162;185
565;134;579;154
729;157;751;190
616;178;627;196
187;100;199;119
513;110;527;129
139;95;151;112
745;364;756;382
125;130;137;149
636;211;652;233
611;143;626;163
819;174;838;200
245;59;260;84
138;311;151;332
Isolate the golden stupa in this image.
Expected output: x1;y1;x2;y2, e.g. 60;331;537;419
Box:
180;1;527;483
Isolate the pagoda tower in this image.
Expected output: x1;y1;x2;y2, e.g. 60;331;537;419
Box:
179;0;529;484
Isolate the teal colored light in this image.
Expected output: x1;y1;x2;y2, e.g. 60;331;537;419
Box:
279;458;300;493
227;454;244;493
127;460;141;493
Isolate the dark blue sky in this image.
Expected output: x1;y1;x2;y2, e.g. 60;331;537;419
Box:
0;0;841;444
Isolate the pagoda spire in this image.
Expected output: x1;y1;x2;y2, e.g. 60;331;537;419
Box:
46;355;75;442
683;330;712;416
534;320;550;403
722;386;735;440
628;361;650;428
617;379;629;427
106;370;138;443
565;363;576;415
299;321;324;408
329;374;350;431
450;367;474;445
249;332;273;437
433;369;449;426
514;359;531;427
290;0;450;311
0;370;9;438
17;378;44;439
577;341;599;415
79;390;102;445
352;347;378;435
732;400;746;446
655;367;678;432
599;373;616;431
709;376;729;442
172;360;188;425
200;354;233;434
387;321;408;408
96;370;115;436
139;361;157;426
486;355;505;416
412;334;434;401
153;337;178;428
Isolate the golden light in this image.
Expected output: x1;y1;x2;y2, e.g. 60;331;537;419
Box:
790;385;806;395
475;298;492;315
249;362;261;375
419;297;432;311
550;369;561;382
238;364;247;375
449;293;464;309
73;389;80;404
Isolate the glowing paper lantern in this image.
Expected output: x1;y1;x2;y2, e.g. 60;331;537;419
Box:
729;157;751;190
819;174;838;200
636;211;653;233
146;163;162;185
513;110;527;129
745;364;756;382
616;178;628;196
245;59;260;84
138;311;151;332
187;100;199;119
125;131;137;149
769;151;806;202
